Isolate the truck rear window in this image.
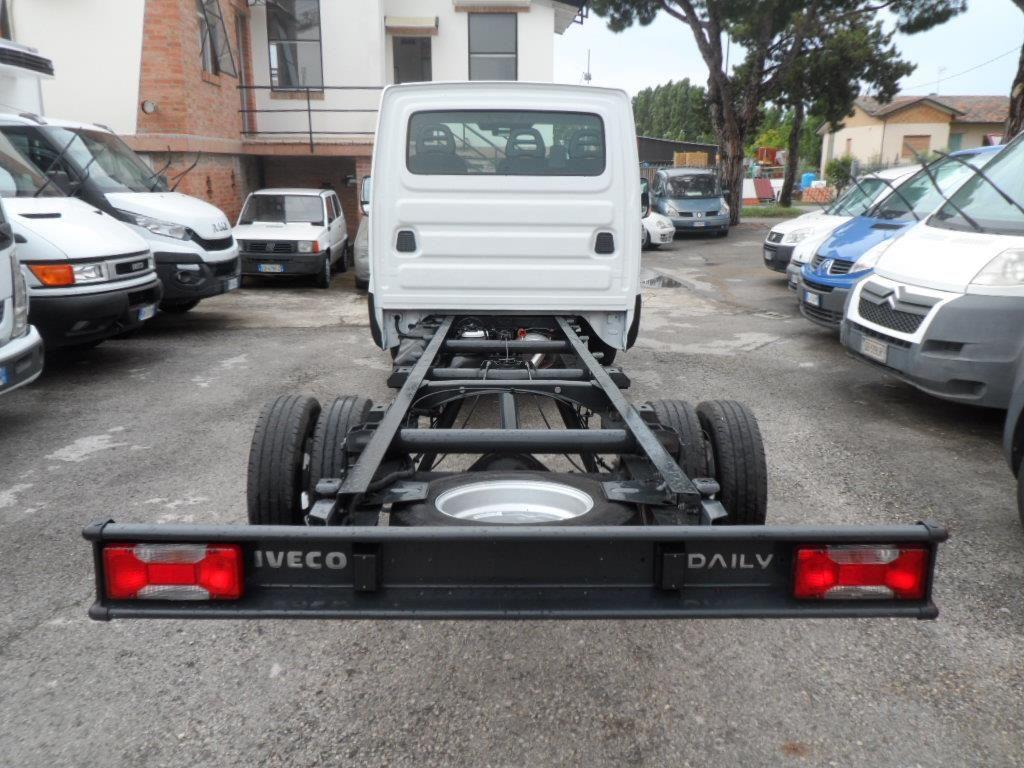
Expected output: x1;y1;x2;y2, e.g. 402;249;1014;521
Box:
407;110;605;176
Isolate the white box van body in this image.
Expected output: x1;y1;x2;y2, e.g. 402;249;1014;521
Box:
368;82;641;351
0;115;239;313
0;198;43;394
842;135;1024;408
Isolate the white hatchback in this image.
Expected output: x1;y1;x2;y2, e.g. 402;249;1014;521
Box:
235;188;349;288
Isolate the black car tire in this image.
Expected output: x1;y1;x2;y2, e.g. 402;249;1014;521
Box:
308;395;372;499
1018;467;1024;529
247;394;321;525
696;400;767;525
316;253;332;289
355;277;369;290
337;242;349;273
648;399;710;479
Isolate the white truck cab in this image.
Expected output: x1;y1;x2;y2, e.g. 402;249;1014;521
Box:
0;197;43;394
235;188;348;288
0;130;162;349
0;115;239;314
369;82;641;353
842;134;1024;408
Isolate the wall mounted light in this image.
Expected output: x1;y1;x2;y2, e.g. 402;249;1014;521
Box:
141;100;158;114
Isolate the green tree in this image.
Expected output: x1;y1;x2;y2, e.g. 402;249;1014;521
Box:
632;79;714;142
591;0;966;223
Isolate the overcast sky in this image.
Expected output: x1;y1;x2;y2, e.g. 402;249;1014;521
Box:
553;0;1024;99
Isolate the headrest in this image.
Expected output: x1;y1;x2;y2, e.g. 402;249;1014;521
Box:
569;129;602;159
506;128;545;159
416;124;457;155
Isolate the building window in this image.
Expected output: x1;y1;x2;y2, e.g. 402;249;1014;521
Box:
197;0;237;77
901;134;931;159
267;0;323;90
468;13;516;81
948;132;963;151
394;37;432;84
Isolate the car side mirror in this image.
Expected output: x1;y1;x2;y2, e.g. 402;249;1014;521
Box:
47;170;75;194
360;176;372;216
641;190;651;218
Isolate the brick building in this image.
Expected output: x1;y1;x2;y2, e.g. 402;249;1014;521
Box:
8;0;586;237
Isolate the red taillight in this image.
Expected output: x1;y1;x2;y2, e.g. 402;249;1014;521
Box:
103;543;243;600
793;545;928;600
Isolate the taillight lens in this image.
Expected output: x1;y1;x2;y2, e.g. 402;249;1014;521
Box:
793;545;929;600
10;251;28;336
103;543;244;600
28;263;75;287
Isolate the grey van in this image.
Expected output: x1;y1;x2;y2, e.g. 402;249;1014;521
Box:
650;167;730;237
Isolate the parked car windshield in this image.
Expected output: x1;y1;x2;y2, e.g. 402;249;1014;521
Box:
827;177;886;215
931;139;1023;236
406;110;605;176
666;173;720;199
39;127;167;193
239;194;324;225
870;154;989;222
0;131;61;197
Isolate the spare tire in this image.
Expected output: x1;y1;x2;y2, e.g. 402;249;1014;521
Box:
247;394;321;525
696;400;767;525
391;472;636;527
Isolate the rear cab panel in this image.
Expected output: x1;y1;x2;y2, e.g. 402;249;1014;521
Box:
369;82;640;350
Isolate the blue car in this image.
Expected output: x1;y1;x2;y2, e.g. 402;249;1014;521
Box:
797;144;1003;328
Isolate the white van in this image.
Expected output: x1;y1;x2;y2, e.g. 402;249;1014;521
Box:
0;115;239;314
842;135;1023;408
0;130;161;349
764;165;920;283
0;198;43;394
235;188;348;288
369;82;640;355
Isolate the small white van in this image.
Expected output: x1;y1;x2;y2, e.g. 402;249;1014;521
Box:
368;82;640;355
0;198;43;395
235;188;349;288
842;135;1024;408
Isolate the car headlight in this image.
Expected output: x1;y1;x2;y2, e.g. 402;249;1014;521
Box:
850;241;893;274
297;241;320;254
115;210;189;240
657;219;674;231
72;263;106;283
971;248;1024;287
783;227;814;244
10;251;28;337
664;202;679;216
720;201;730;215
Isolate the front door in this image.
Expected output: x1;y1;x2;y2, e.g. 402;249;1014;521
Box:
393;37;431;84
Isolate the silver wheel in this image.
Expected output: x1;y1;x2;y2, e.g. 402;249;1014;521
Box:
434;479;595;524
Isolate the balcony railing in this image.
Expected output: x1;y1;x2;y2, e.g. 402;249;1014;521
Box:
238;84;384;152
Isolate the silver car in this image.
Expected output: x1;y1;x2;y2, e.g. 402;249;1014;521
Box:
353;177;370;289
650;167;730;237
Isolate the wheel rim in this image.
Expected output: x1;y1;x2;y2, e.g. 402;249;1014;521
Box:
434;480;594;524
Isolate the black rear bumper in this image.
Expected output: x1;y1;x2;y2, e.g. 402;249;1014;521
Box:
84;520;946;620
241;252;323;277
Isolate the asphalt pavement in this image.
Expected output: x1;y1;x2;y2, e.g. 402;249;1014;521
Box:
1;221;1021;767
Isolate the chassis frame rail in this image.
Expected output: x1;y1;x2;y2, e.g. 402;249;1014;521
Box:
85;520;945;620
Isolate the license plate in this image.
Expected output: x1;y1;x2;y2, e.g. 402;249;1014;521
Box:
138;304;157;322
860;336;888;364
0;366;8;387
258;264;284;274
225;276;240;291
694;221;706;228
803;291;820;307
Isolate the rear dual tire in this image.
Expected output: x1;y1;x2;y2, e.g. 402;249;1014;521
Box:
650;398;767;525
